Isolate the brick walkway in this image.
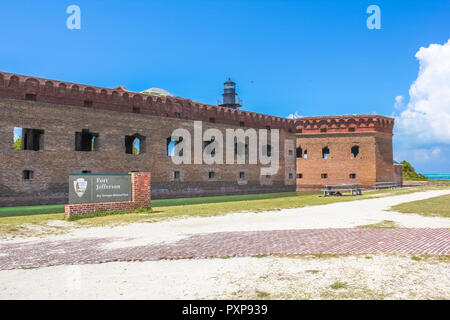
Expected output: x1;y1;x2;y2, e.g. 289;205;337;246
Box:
0;228;449;270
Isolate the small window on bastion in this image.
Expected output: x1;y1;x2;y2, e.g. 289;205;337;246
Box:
351;145;359;158
322;147;330;159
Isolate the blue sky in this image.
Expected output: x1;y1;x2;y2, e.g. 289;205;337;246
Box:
1;0;449;173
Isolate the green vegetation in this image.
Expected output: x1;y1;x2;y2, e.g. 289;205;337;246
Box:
67;207;153;221
13;137;22;150
256;290;270;298
0;185;448;238
411;256;422;261
357;220;399;229
401;160;428;181
305;269;320;274
389;194;450;218
0;204;65;218
330;281;348;290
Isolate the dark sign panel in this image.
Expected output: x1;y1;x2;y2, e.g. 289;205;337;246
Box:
69;174;132;204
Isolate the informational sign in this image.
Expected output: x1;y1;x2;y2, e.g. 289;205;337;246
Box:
69;174;132;204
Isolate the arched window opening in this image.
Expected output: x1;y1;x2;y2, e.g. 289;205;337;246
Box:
303;150;308;158
125;134;146;155
296;147;303;158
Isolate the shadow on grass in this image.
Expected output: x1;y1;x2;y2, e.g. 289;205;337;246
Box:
0;204;65;218
0;191;319;218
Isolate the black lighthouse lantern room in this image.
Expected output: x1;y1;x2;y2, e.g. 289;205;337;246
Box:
218;78;242;109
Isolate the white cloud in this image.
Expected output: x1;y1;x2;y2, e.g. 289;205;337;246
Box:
394;95;404;109
396;39;450;147
286;111;302;119
431;146;441;156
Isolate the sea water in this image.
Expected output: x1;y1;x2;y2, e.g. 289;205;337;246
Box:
424;174;450;180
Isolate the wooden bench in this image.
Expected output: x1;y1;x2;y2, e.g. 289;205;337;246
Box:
375;182;397;190
322;184;362;196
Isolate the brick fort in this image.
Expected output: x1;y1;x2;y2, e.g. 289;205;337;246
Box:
0;72;401;206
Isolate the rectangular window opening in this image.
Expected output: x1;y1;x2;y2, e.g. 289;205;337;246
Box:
75;129;98;152
23;170;34;180
14;128;44;151
25;93;36;101
83;100;93;108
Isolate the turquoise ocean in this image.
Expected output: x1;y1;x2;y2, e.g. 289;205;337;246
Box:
424;174;450;180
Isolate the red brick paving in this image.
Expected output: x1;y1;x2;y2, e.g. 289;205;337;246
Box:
0;228;449;270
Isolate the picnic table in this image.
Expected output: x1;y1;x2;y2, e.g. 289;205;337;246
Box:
322;183;362;196
375;182;398;190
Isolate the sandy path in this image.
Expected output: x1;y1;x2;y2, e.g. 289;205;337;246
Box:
1;190;449;300
0;255;448;299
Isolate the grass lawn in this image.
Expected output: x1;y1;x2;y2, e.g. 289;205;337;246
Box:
389;194;450;218
0;185;448;238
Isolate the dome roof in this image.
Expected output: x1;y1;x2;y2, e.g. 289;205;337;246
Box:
140;88;174;97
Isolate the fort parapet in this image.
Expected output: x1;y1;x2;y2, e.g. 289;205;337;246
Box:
0;72;295;132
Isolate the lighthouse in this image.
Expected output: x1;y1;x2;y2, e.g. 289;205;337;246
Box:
218;78;242;109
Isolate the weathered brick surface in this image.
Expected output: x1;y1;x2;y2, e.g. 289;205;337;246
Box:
0;72;398;205
0;228;448;270
0;72;296;206
295;116;396;188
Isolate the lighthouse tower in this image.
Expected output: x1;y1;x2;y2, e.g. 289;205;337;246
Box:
218;78;242;109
